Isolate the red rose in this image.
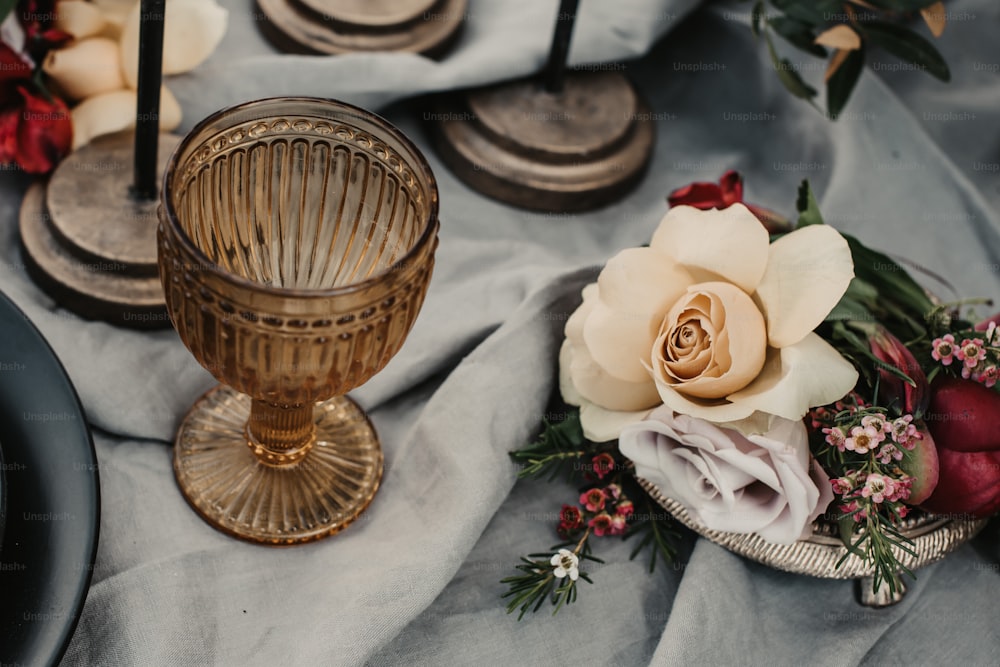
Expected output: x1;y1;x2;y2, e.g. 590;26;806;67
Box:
920;376;1000;517
0;5;73;174
667;170;790;233
0;85;72;173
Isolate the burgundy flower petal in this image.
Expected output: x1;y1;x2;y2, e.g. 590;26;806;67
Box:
667;181;726;210
14;85;72;174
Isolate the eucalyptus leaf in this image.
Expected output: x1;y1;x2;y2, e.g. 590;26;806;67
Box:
827;46;865;118
861;20;950;82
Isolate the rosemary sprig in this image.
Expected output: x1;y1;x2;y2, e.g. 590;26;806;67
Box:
838;508;917;597
508;410;597;481
624;491;681;574
500;530;602;620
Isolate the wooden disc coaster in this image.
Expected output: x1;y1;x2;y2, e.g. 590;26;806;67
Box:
18;131;180;329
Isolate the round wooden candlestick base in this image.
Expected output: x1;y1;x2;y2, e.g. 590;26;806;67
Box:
428;71;656;213
256;0;466;57
18;131;180;329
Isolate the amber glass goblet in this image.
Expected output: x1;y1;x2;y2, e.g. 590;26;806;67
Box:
157;98;439;544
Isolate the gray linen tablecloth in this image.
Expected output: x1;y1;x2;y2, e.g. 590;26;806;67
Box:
1;0;999;664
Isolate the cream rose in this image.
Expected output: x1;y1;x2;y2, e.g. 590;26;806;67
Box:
560;204;858;442
620;406;834;544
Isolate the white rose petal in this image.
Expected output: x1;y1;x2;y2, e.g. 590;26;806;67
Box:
579;402;653;443
71;85;181;150
120;0;229;88
584;247;691;383
560;340;659;413
43;38;124;101
562;284;662;412
754;224;854;348
650;204;770;293
726;333;859;422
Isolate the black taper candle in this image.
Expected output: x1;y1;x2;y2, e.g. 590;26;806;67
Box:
132;0;165;201
543;0;580;94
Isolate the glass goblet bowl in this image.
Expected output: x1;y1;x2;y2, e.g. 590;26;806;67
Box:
157;97;439;544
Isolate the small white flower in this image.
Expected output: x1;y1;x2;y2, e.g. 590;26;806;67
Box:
550;549;580;581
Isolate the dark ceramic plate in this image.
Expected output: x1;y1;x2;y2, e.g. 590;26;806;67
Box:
0;292;100;666
0;441;6;550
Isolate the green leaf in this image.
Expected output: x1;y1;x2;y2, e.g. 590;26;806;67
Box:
764;31;818;101
509;409;593;481
769;16;828;58
841;233;936;317
625;499;680;574
860;0;942;11
826;294;875;322
838;517;860;553
0;0;17;25
795;179;825;227
769;0;843;25
827;45;866;118
861;20;950;82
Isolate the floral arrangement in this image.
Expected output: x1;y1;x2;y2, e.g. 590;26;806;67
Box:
750;0;950;117
0;0;226;174
502;171;1000;618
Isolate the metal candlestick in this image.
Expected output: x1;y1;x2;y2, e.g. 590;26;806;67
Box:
427;0;655;212
256;0;466;57
19;0;178;328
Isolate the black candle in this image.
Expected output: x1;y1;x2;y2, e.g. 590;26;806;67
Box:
132;0;165;201
543;0;580;93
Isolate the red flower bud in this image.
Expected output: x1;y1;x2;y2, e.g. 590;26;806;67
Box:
666;170;790;234
974;312;1000;332
869;326;929;417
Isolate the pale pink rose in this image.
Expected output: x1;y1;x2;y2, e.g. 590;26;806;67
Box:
620;406;834;544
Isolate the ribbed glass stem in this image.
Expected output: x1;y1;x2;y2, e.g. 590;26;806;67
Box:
246;399;315;461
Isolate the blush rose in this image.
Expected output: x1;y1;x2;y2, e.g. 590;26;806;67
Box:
620;406;834;544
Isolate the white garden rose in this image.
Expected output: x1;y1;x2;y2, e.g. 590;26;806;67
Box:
559;204;858;442
619;406;834;544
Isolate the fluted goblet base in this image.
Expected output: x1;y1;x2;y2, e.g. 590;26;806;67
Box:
173;386;383;545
